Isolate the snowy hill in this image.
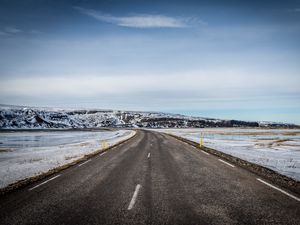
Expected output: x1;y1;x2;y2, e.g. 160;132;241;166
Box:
0;105;298;129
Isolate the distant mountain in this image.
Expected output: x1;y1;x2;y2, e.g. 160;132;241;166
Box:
0;105;299;129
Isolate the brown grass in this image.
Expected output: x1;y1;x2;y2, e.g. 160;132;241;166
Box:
209;131;300;136
64;155;80;160
0;148;14;152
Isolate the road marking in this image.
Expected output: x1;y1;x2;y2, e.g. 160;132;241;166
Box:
148;153;151;158
78;159;91;167
218;159;235;168
100;152;107;156
257;178;300;202
201;150;210;155
191;146;210;155
128;184;142;210
29;175;61;191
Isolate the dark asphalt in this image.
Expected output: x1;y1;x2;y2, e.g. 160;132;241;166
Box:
0;130;299;225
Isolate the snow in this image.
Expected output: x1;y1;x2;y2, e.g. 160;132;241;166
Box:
156;128;300;181
1;105;297;129
0;130;135;188
0;105;189;129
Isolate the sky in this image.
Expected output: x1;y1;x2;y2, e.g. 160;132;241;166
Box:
0;0;300;124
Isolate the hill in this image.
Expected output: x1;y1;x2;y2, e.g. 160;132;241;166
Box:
0;105;298;129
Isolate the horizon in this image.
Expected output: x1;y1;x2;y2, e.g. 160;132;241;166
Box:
0;0;300;124
1;103;299;125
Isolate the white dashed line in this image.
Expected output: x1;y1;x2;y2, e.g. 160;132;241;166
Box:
128;184;142;210
148;153;151;158
29;175;61;191
78;159;91;167
99;152;107;156
201;150;210;155
218;159;235;168
257;178;300;202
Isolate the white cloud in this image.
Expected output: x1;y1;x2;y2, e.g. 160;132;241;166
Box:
73;6;194;28
0;27;23;36
1;70;299;118
5;27;22;33
286;8;300;13
1;69;299;98
0;31;8;36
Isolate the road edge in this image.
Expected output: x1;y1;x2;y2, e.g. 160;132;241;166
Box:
0;130;137;196
164;132;300;196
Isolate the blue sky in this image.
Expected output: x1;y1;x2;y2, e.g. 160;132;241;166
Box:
0;0;300;124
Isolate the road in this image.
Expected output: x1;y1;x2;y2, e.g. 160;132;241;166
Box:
0;130;299;225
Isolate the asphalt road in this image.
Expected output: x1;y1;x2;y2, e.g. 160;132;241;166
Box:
0;130;299;225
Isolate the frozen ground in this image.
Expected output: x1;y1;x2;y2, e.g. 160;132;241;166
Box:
156;128;300;181
0;130;135;188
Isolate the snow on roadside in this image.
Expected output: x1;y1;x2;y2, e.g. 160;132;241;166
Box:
155;128;300;181
0;130;135;188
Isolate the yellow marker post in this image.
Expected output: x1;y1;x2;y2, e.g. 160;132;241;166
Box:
101;140;107;150
199;134;203;147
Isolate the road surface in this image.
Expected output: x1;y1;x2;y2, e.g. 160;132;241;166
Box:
0;130;299;225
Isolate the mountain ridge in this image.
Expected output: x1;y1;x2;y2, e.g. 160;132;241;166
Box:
0;105;299;129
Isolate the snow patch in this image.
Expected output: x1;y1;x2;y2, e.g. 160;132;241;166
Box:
0;130;135;188
156;128;300;181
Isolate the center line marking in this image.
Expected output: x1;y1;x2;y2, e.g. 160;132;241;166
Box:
257;178;300;202
148;153;151;158
201;150;210;155
78;159;91;167
218;159;235;168
29;175;61;191
128;184;141;210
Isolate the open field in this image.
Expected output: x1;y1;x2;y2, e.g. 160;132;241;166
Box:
0;130;135;188
156;128;300;181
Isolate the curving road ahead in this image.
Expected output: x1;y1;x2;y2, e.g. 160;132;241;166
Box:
0;130;299;225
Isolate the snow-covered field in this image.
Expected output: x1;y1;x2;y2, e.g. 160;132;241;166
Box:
0;130;135;188
157;128;300;181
